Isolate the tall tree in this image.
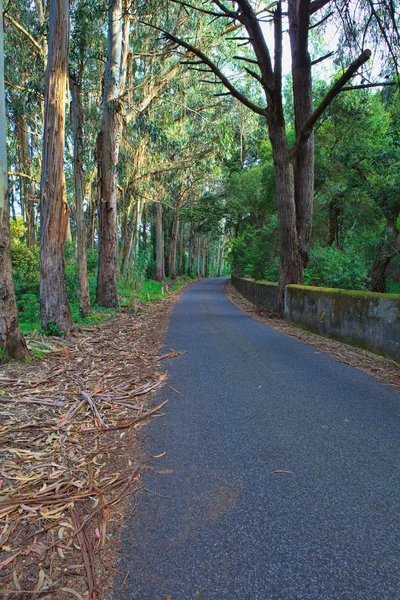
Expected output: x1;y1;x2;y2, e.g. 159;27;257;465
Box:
0;0;30;360
96;0;127;307
40;0;72;334
148;0;380;294
70;74;91;316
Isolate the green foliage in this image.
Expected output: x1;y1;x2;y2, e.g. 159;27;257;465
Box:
304;244;370;290
227;224;279;281
44;320;63;337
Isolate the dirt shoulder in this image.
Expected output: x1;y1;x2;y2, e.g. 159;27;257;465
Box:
225;280;400;392
0;283;190;600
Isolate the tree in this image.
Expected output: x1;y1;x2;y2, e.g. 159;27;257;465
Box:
146;0;382;296
0;0;30;360
96;0;128;307
39;0;72;334
70;73;91;316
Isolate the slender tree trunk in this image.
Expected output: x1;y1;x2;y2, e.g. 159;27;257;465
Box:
188;229;194;277
87;183;95;250
204;244;209;277
196;235;201;277
371;220;400;292
122;197;142;278
17;112;37;246
327;197;343;247
167;212;179;279
0;0;30;359
39;0;72;335
155;202;164;282
216;237;221;276
96;0;123;307
142;201;148;248
219;236;225;276
178;224;184;275
70;75;90;317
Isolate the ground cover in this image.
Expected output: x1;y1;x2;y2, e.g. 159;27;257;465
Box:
0;281;189;599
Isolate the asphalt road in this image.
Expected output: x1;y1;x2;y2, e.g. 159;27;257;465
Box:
116;277;400;600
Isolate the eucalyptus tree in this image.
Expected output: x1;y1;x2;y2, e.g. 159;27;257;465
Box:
0;0;30;360
68;0;105;317
147;0;398;295
96;2;185;306
3;0;46;246
40;0;72;334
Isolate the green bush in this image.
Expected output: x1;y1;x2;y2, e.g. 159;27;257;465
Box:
305;244;369;290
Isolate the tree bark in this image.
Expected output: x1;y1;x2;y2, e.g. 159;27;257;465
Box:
188;229;194;277
269;124;304;290
16;112;37;246
178;224;185;275
371;220;400;292
196;235;201;277
39;0;72;335
96;0;123;307
0;0;30;360
155;202;164;282
70;75;90;317
167;212;179;279
288;0;314;266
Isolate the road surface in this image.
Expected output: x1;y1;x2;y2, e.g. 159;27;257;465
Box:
117;277;400;600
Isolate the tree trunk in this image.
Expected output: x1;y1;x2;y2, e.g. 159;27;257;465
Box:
269;124;303;291
204;244;209;277
122;197;142;278
96;0;123;307
196;235;201;277
178;224;184;275
39;0;72;335
188;229;194;277
216;237;221;276
17;112;37;246
70;75;90;317
0;0;30;360
288;0;314;267
87;182;95;249
371;221;400;292
167;212;179;279
155;202;164;282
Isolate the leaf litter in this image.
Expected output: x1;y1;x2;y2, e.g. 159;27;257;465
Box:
0;285;188;599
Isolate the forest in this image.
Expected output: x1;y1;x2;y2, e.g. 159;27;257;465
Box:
0;0;399;360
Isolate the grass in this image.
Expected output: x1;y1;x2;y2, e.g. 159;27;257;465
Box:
17;277;189;337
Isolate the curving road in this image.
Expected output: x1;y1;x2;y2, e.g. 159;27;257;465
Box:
117;277;400;600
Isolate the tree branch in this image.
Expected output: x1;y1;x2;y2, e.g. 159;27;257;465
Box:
169;0;232;18
311;51;335;65
140;21;267;117
3;11;45;56
341;81;399;91
290;49;371;159
309;0;333;15
211;0;240;19
235;0;274;91
244;66;263;84
125;63;181;124
309;11;333;28
233;55;259;65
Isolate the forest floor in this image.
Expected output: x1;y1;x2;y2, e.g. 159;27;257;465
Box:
225;281;400;391
0;281;190;600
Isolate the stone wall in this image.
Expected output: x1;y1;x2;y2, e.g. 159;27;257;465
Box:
231;275;280;313
231;276;400;363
